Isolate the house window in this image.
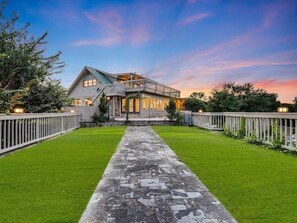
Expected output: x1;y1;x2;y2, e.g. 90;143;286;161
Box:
121;97;140;113
83;79;97;87
142;97;169;110
74;99;81;106
129;98;134;112
135;98;140;112
122;99;126;112
85;98;92;106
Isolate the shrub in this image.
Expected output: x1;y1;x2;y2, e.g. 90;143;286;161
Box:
236;117;246;139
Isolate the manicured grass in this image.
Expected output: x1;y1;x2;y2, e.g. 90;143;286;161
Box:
0;127;126;223
153;126;297;223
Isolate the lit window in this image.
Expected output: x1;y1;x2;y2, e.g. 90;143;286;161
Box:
83;79;97;87
122;99;126;112
85;98;92;106
135;98;140;112
143;98;147;110
74;99;81;106
129;98;134;112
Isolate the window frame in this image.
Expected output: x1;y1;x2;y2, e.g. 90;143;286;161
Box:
121;97;140;113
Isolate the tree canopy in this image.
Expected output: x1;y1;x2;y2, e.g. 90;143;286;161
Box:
207;82;280;112
0;1;67;113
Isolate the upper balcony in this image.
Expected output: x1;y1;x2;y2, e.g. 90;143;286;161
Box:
104;79;180;98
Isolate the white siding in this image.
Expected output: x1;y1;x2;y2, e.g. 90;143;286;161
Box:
68;73;105;105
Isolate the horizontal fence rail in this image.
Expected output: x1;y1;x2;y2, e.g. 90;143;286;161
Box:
182;111;297;151
0;113;82;155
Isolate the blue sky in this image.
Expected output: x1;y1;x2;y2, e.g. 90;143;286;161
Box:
6;0;297;102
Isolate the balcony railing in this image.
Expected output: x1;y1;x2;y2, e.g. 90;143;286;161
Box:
104;80;180;98
182;111;297;151
104;83;126;96
0;113;82;155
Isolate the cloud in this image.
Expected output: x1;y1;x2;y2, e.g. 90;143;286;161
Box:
147;24;297;102
188;0;198;4
84;10;125;33
178;13;210;26
74;5;155;47
130;25;151;46
73;36;122;46
253;79;297;103
261;0;297;29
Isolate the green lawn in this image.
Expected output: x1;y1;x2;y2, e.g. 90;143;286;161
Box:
153;126;297;223
0;127;126;223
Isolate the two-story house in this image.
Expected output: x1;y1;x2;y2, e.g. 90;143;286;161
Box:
64;66;181;121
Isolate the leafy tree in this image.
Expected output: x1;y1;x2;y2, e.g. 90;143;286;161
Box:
293;97;297;112
21;79;70;113
166;98;177;120
208;89;241;112
165;98;183;125
99;93;109;122
208;82;280;112
99;93;108;114
184;97;206;112
0;1;65;113
189;92;206;100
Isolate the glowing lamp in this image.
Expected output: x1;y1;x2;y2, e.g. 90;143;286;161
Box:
198;109;203;113
70;110;75;113
13;107;24;113
277;107;288;113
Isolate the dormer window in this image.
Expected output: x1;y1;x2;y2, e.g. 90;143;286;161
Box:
83;79;96;87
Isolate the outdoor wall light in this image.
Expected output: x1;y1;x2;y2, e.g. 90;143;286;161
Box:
277;107;288;113
70;110;75;113
13;107;24;113
198;109;203;113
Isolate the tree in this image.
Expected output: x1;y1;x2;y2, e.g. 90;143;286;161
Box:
21;79;70;113
292;97;297;112
208;82;280;112
0;1;66;113
99;93;108;115
189;92;206;100
208;89;241;112
166;98;177;120
184;97;206;112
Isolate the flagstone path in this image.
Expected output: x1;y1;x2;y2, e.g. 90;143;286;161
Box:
80;126;237;223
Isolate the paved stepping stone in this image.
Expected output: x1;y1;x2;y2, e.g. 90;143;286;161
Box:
80;126;237;223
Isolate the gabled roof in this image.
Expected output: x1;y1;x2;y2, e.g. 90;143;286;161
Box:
85;66;115;85
67;66;115;95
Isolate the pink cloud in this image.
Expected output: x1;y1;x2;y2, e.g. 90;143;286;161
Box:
253;79;297;103
188;0;198;4
73;36;121;46
84;10;125;33
261;1;296;29
74;6;154;47
178;13;210;26
168;76;196;86
130;26;151;46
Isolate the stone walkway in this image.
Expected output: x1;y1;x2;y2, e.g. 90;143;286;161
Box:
80;126;237;223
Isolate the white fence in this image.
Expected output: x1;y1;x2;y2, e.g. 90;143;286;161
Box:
183;111;297;151
0;113;82;155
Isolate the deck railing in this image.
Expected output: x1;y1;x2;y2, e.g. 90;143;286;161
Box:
104;83;126;96
183;111;297;151
105;79;180;98
0;113;82;155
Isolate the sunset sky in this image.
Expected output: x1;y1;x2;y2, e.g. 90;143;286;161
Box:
6;0;297;103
